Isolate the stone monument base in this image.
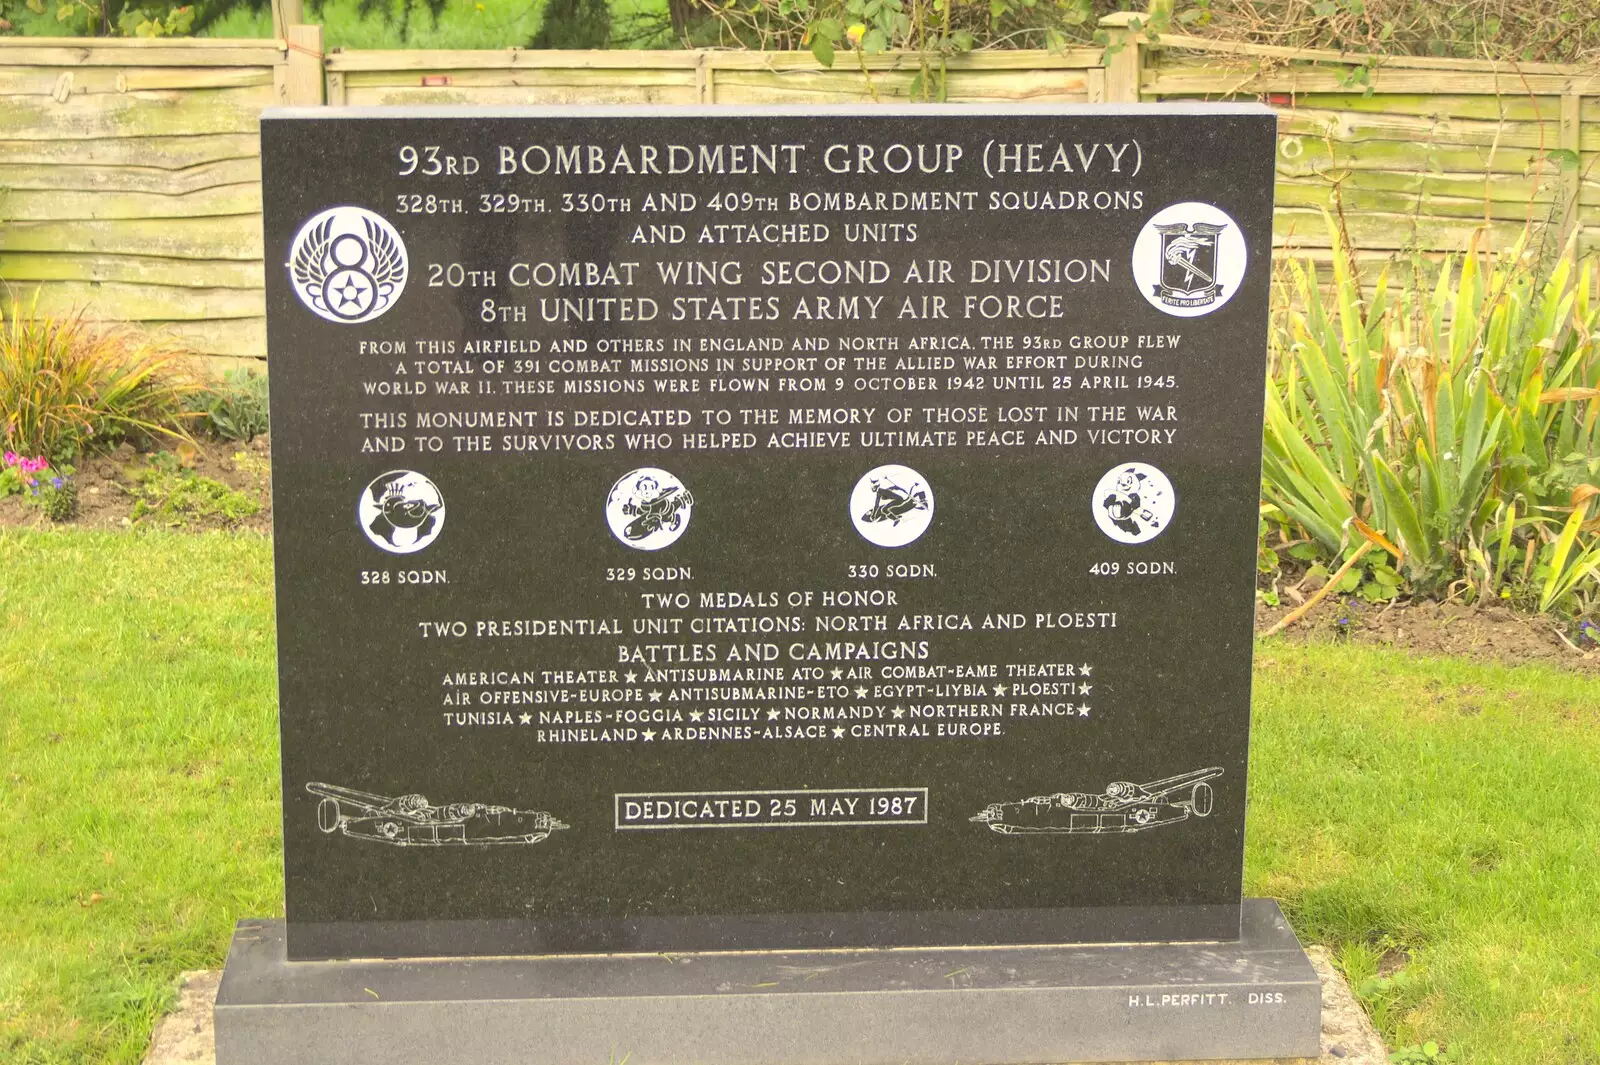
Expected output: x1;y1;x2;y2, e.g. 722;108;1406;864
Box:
215;898;1319;1065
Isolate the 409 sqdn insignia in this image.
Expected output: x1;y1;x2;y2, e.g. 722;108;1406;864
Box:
1092;462;1175;545
288;206;408;324
1131;201;1247;318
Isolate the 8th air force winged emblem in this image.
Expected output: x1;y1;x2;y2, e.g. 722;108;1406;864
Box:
288;206;408;324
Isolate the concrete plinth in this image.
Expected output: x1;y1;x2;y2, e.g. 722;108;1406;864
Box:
215;898;1321;1065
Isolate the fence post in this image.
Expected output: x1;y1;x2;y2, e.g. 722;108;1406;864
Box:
284;23;326;107
271;0;304;40
1097;12;1145;104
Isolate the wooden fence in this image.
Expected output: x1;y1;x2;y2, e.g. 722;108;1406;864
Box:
1;19;1596;366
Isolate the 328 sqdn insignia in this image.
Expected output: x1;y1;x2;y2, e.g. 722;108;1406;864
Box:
288;206;408;324
1131;202;1247;318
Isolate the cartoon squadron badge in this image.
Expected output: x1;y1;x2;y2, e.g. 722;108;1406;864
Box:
606;467;694;550
359;469;445;554
1091;462;1175;545
850;464;934;547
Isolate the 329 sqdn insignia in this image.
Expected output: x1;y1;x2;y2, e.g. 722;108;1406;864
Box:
288;206;408;324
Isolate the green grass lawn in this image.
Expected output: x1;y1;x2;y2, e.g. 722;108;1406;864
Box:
2;528;1598;1064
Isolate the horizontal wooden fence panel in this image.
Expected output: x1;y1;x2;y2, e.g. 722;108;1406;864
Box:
0;251;263;287
0;38;279;359
0;35;1597;367
0;132;262;168
0;87;269;140
710;68;1089;104
1147;43;1599;270
0;157;260;194
154;317;267;359
3;184;261;221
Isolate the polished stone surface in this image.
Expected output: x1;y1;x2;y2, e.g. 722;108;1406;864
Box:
215;898;1319;1064
260;106;1279;960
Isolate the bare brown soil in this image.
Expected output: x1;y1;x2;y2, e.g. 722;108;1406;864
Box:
0;434;272;534
1256;595;1600;674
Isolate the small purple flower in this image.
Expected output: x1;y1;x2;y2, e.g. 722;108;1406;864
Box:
51;476;63;489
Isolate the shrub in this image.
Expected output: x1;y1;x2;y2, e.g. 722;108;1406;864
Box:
0;297;199;462
0;0;261;38
190;366;270;442
1262;215;1600;616
308;0;547;49
128;451;259;525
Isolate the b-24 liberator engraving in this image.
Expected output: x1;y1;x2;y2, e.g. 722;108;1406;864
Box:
970;767;1221;835
308;782;568;847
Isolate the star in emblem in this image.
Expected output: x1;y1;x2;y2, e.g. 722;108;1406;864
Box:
518;712;532;725
1078;704;1091;717
993;684;1007;696
767;709;780;721
1079;683;1093;696
689;710;703;722
625;671;638;683
642;728;656;741
1079;663;1093;676
891;706;905;719
649;690;662;702
333;275;369;310
831;726;845;738
855;686;868;698
830;667;844;680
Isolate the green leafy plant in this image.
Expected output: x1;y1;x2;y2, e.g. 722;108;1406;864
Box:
308;0;548;50
17;0;196;35
1261;214;1600;616
1390;1041;1451;1064
127;451;259;526
190;367;270;443
0;296;199;463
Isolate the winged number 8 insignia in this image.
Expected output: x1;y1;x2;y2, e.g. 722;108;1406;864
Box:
287;206;408;324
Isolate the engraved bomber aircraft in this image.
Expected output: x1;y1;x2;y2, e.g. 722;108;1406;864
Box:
307;782;568;847
969;767;1222;835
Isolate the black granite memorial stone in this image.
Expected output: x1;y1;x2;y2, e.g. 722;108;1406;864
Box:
259;105;1278;964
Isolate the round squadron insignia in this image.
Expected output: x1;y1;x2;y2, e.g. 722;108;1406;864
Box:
359;470;445;553
1131;202;1246;318
288;206;408;324
607;468;693;551
1092;462;1175;545
850;464;933;548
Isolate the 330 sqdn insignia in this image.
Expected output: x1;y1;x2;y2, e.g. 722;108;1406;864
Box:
288;206;408;324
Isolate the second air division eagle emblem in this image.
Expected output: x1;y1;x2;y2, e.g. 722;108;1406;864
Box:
1153;221;1227;309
